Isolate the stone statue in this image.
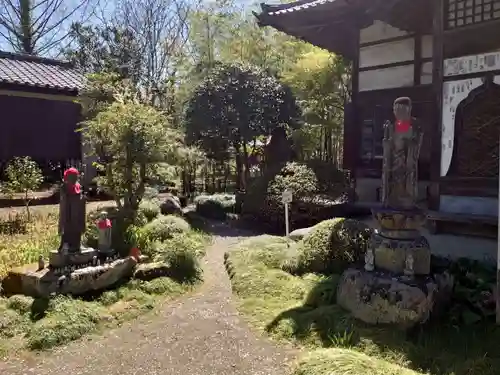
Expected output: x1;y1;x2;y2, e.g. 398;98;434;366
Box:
364;248;374;272
381;97;423;209
58;168;86;253
96;211;112;252
404;253;415;277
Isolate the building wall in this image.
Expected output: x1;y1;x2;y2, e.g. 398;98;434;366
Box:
358;21;433;91
352;21;434;204
0;94;82;170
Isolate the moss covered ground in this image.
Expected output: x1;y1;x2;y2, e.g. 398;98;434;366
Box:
225;223;500;375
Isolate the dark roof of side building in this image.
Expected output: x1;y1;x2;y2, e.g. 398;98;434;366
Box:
0;51;84;93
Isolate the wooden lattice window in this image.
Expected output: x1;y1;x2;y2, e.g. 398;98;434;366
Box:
446;0;500;29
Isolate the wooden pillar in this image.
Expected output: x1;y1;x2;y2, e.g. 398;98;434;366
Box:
496;135;500;324
429;0;445;211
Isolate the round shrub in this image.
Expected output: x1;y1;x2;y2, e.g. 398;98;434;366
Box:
195;194;236;220
138;199;161;222
242;162;320;231
141;215;191;243
161;247;202;284
285;218;372;275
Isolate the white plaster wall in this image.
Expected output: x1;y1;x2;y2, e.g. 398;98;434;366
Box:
421;61;433;84
359;65;414;91
422;35;433;58
360;20;408;44
359;38;415;68
358;21;415;92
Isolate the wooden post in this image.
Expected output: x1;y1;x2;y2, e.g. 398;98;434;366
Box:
496;135;500;324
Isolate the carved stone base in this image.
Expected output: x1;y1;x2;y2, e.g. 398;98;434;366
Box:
336;268;438;328
49;248;98;268
9;257;137;298
372;231;431;275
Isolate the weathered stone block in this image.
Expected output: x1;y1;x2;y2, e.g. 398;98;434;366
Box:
372;232;430;275
15;256;137;297
336;268;437;328
49;247;98;268
288;227;313;241
133;262;170;281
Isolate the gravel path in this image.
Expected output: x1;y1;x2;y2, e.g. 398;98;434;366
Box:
0;221;296;375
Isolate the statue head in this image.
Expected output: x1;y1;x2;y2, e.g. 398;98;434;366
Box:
63;167;80;185
393;97;412;122
98;211;108;220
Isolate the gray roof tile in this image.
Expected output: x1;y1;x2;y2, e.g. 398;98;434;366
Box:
0;51;84;92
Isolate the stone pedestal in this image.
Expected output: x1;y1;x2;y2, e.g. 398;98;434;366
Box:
337;268;438;328
49;248;98;268
370;207;430;275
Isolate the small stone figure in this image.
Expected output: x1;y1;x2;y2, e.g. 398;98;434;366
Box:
92;256;97;266
364;248;374;272
38;255;45;271
96;211;112;252
381;97;423;210
404;253;415;277
97;259;101;266
58;168;86;253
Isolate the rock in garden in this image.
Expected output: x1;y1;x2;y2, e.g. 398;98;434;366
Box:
336;268;437;329
133;262;171;281
288;227;313;241
160;195;182;215
19;257;138;297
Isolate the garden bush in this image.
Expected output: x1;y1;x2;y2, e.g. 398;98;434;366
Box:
138;199;161;222
140;215;190;244
283;218;372;275
241;162;350;233
195;193;236;220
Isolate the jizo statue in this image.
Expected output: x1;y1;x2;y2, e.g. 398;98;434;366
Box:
58;168;86;253
96;211;112;252
381;97;424;210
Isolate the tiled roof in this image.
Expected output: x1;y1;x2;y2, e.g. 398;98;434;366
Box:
0;51;84;92
261;0;338;16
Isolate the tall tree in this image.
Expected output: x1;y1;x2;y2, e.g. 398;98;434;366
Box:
282;48;351;164
184;62;301;188
0;0;100;55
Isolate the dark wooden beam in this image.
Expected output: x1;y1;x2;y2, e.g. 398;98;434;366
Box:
430;0;444;211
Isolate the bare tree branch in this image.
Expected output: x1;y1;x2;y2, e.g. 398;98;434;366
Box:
0;0;101;56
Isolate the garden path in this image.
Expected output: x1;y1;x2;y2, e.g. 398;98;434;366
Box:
0;221;297;375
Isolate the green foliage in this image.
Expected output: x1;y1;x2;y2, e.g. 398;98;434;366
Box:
138;199;161;222
184;62;301;160
227;233;500;375
267;162;318;199
194;193;236;220
140;215;191;245
293;349;424;375
286;218;372;275
1;157;43;219
81;79;186;220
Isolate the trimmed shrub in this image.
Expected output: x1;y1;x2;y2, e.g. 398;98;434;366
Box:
141;215;190;243
138;199;161;222
241;162;349;233
284;218;372;275
195;193;236;220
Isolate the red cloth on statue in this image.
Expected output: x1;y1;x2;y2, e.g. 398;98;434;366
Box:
395;120;411;133
97;219;112;229
63;168;81;194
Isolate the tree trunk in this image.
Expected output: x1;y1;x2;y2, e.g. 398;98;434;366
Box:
234;143;243;191
242;142;250;189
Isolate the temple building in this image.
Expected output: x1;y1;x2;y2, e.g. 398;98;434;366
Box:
0;51;88;181
255;0;500;231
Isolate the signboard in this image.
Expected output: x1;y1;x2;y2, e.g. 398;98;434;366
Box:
282;189;293;204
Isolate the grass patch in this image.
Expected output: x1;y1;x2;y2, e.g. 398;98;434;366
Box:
0;276;198;353
0;203;211;355
227;234;500;375
0;211;59;279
